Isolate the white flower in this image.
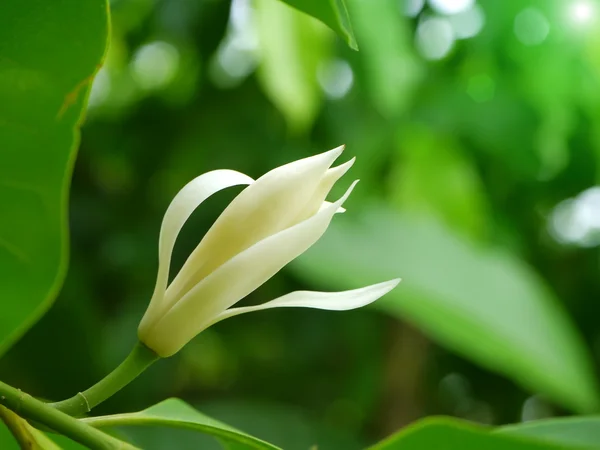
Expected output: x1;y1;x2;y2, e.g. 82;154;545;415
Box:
138;146;400;357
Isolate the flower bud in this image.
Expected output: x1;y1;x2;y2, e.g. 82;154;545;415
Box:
138;147;400;357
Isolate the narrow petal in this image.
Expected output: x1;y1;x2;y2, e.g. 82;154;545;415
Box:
138;170;254;336
166;146;345;303
144;180;359;357
292;157;355;223
321;201;346;214
209;279;402;325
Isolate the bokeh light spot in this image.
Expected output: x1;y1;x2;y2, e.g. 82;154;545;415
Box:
569;0;596;24
416;16;455;60
448;4;485;39
401;0;426;17
88;67;111;108
317;59;354;99
428;0;474;15
550;187;600;247
131;41;180;90
514;8;550;46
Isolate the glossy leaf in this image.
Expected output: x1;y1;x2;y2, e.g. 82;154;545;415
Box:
83;398;281;449
279;0;357;50
497;417;600;449
0;0;109;355
369;417;570;450
291;206;599;413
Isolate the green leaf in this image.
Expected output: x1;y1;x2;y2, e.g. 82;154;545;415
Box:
255;0;331;133
390;125;489;239
278;0;357;50
345;0;421;118
83;398;281;450
292;206;599;413
496;417;600;449
0;0;109;355
368;417;573;450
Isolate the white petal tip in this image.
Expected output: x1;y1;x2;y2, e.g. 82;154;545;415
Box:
333;157;356;173
385;278;402;290
326;145;345;157
333;179;359;208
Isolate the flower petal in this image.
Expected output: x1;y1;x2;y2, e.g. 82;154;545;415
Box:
209;279;401;325
138;169;254;336
166;146;345;303
144;180;359;357
293;157;355;223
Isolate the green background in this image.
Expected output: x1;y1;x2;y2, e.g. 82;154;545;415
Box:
3;0;600;448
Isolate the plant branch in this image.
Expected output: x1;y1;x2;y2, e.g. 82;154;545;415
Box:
50;341;159;417
0;380;137;449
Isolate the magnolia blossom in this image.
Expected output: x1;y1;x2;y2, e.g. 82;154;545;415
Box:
138;146;400;357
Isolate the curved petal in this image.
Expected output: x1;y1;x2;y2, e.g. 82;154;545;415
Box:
292;157;355;224
166;146;346;303
208;279;401;326
144;180;359;357
138;170;254;337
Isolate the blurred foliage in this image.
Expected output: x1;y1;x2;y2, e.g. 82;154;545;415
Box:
3;0;600;448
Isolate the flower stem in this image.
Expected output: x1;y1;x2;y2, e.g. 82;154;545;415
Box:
0;380;137;449
50;341;160;417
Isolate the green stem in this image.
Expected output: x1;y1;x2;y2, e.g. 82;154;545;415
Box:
50;341;159;417
0;380;137;450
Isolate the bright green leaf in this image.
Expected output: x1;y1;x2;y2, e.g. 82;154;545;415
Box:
497;417;600;449
369;417;571;450
83;398;281;450
255;0;331;134
0;0;109;355
279;0;357;50
292;206;599;413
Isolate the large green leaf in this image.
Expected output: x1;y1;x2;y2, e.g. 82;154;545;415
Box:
368;417;572;450
279;0;357;50
83;398;281;450
497;417;600;449
292;206;599;413
0;0;108;354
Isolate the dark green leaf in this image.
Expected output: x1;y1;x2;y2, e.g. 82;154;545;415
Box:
0;0;109;355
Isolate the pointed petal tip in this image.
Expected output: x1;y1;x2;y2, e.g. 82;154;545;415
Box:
386;278;402;289
335;179;359;207
326;144;345;156
326;157;356;181
336;156;356;171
